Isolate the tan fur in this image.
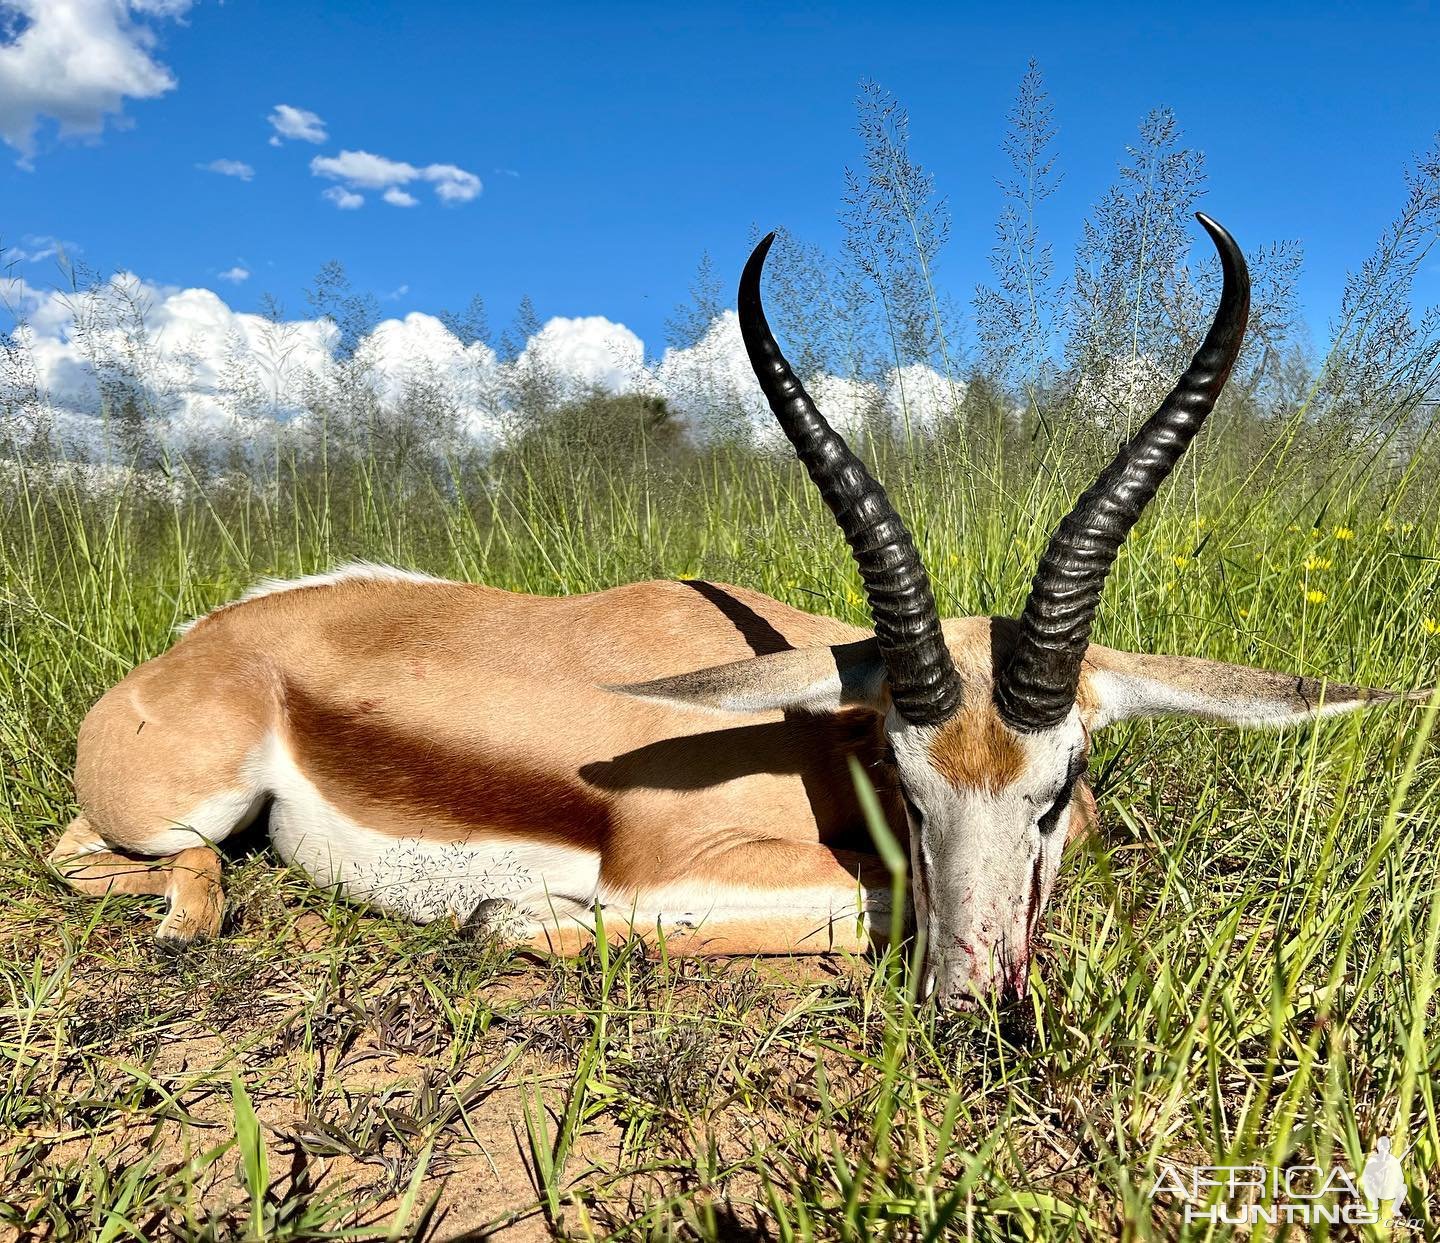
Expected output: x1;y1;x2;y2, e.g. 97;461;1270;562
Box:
928;708;1026;792
1066;782;1098;845
520;910;879;958
50;818;224;940
57;570;1408;953
60;575;920;947
1081;645;1396;713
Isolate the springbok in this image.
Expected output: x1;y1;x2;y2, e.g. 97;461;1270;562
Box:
50;215;1425;1007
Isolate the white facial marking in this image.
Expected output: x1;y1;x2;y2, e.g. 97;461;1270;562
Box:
887;708;1086;1005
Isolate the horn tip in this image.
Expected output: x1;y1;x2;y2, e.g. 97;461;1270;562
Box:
1193;212;1248;288
1194;211;1238;252
748;231;778;267
1194;210;1225;238
740;232;779;307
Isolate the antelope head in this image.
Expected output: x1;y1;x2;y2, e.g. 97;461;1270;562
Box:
625;215;1424;1009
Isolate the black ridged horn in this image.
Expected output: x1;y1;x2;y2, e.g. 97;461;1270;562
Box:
994;212;1251;732
739;232;962;726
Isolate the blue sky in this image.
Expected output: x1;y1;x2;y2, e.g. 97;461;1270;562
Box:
3;0;1437;357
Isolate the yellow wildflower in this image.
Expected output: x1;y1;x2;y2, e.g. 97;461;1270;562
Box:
1303;556;1333;572
1333;526;1355;542
1305;589;1327;604
1195;516;1209;529
1423;618;1440;636
1172;555;1191;570
1238;608;1250;618
1287;524;1301;533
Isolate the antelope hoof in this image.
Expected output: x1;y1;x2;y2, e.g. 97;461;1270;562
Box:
155;895;224;944
464;897;532;943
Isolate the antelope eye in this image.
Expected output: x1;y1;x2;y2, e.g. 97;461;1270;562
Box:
1038;753;1088;835
1037;798;1067;836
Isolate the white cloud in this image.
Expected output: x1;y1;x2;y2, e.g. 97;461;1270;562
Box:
311;149;413;188
217;266;249;283
4;277;516;452
886;363;963;432
360;311;506;444
4;271;337;447
6;275;637;455
0;0;193;161
807;373;884;438
9;234;79;264
652;310;767;441
649;310;963;444
267;103;326;145
4;273;961;460
425;163;481;204
310;148;483;207
322;185;363;210
516;316;645;398
198;158;254;181
1072;353;1170;436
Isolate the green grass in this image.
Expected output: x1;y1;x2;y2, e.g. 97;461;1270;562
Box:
1;433;1438;1239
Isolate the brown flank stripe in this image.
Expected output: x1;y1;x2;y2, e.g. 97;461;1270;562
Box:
282;682;611;850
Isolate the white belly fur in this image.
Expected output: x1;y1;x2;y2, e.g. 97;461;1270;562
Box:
258;735;602;924
246;735;886;938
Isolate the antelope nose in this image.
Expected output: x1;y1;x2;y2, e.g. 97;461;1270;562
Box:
931;947;1030;1011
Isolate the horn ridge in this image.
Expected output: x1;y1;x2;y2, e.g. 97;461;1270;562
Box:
995;213;1251;732
739;232;963;726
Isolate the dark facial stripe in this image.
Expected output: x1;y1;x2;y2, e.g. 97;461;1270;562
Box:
1026;854;1044;941
1038;750;1089;835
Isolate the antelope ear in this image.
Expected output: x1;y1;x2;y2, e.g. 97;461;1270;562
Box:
606;638;889;716
1082;645;1432;730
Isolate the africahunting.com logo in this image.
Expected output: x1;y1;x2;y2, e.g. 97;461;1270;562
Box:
1149;1137;1414;1227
